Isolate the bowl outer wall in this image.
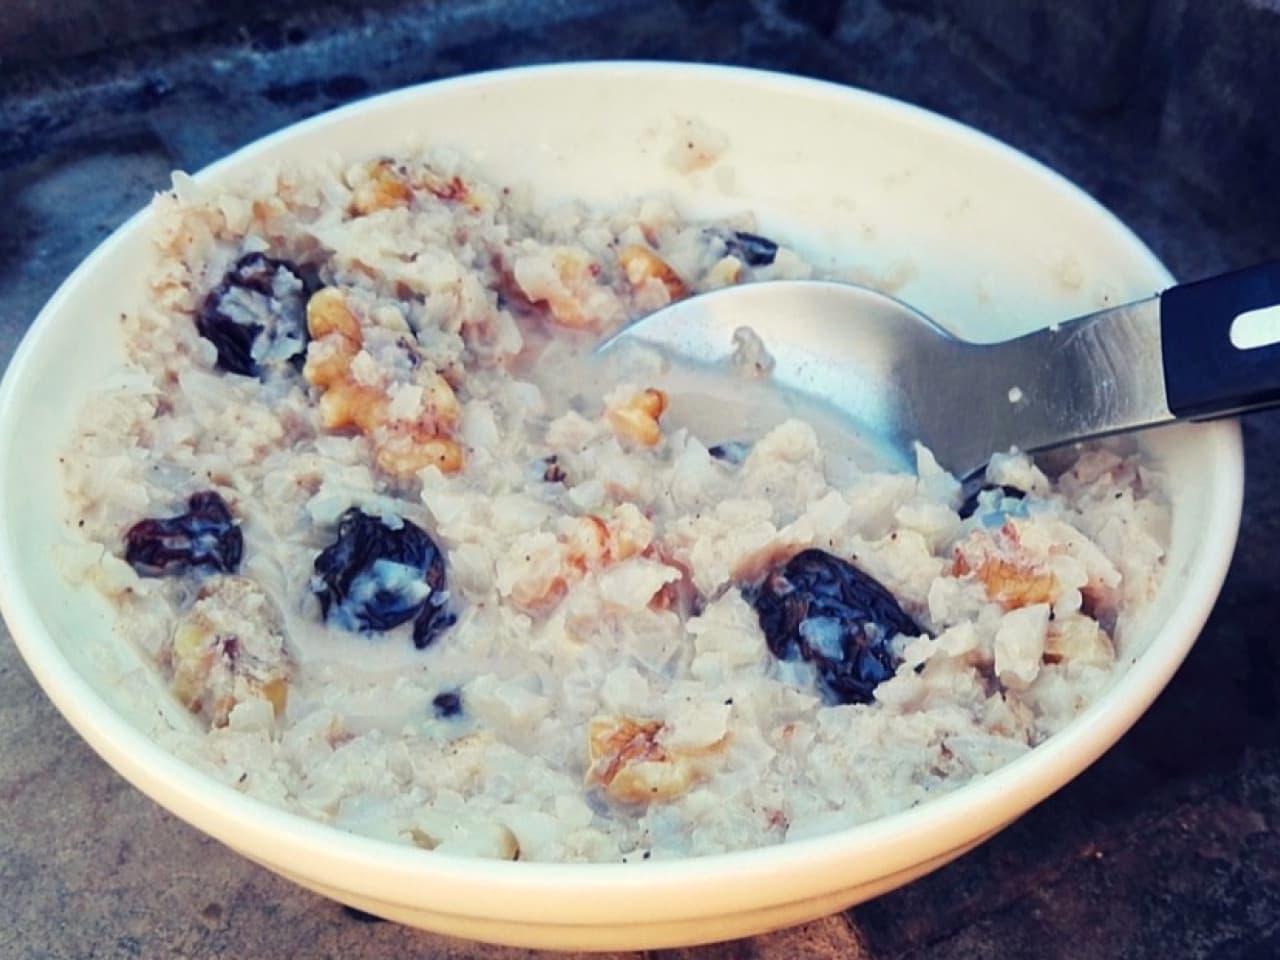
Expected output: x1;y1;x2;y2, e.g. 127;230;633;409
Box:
0;62;1244;933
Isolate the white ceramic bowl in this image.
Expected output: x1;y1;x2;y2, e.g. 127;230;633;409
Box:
0;63;1243;950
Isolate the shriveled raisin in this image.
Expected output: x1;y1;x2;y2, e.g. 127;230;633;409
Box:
708;440;751;465
957;482;1027;520
311;508;454;648
196;253;308;378
124;491;243;577
432;690;463;718
743;548;921;705
724;231;778;267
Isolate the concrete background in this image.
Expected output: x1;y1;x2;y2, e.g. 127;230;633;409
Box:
2;1;1279;957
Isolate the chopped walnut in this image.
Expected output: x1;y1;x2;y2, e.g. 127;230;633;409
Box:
618;245;689;301
506;505;655;611
952;523;1059;610
956;555;1057;610
417;169;470;203
302;287;464;478
606;388;668;447
1044;614;1114;665
705;255;744;288
317;380;388;433
585;718;693;804
512;247;623;330
349;159;414;215
168;576;291;728
305;286;363;342
374;433;465;477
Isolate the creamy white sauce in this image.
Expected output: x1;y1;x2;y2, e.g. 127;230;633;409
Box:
544;338;898;483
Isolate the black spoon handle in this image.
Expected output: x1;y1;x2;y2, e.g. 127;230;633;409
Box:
1162;261;1280;419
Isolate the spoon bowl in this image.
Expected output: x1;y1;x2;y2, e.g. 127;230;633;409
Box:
602;264;1280;478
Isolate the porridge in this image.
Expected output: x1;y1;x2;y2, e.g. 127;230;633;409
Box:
60;148;1168;862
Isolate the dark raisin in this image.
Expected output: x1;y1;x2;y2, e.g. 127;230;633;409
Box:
742;548;921;705
311;508;455;648
432;690;463;718
724;230;779;267
124;491;243;577
957;482;1027;520
196;253;308;378
541;455;567;484
708;440;752;464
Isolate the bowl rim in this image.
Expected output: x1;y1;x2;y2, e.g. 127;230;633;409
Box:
0;60;1244;923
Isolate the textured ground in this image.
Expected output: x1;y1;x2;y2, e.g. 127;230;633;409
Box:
2;1;1279;957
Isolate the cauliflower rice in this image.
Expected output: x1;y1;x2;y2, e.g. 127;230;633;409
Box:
60;148;1169;863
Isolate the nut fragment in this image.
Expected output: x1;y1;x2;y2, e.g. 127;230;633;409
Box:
562;510;648;572
422;372;462;430
318;380;389;433
303;288;363;389
416;170;469;203
410;815;519;860
258;677;290;716
374;434;465;477
506;505;655;612
167;576;291;728
303;338;359;389
952;524;1059;611
964;557;1056;610
606;388;668;447
619;245;689;301
511;248;622;330
306;286;362;343
349;159;413;215
566;515;611;571
1044;614;1114;665
302;287;464;478
585;717;697;804
705;255;744;288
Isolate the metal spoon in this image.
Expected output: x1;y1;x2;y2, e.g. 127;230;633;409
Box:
600;261;1280;478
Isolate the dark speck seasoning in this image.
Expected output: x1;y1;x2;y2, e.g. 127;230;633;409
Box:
541;454;568;484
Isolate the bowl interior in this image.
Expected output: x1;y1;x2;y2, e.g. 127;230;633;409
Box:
0;63;1242;940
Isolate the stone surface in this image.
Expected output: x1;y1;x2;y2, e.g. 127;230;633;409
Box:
886;0;1156;112
2;1;1279;958
1158;0;1280;226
